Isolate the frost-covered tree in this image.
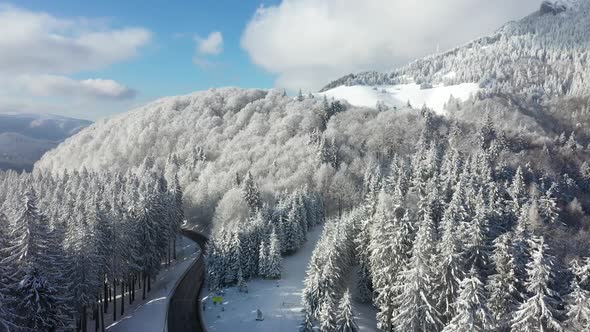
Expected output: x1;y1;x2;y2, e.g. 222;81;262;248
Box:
512;237;563;332
336;290;359;332
442;267;495;332
266;229;282;279
566;258;590;331
242;171;262;212
392;205;442;332
487;233;521;331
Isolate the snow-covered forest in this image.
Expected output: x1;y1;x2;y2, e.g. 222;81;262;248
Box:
0;163;184;331
10;1;590;331
302;112;590;331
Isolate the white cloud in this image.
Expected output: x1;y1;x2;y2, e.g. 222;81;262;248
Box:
17;75;136;100
241;0;542;91
0;4;151;76
196;31;223;55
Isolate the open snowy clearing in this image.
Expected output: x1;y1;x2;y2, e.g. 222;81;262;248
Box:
201;226;323;331
92;236;200;332
200;224;378;331
318;82;480;115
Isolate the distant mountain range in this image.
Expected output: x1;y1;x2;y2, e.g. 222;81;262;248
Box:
0;112;91;171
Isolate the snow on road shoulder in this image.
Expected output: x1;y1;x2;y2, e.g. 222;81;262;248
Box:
106;236;200;332
200;225;324;331
318;82;480;115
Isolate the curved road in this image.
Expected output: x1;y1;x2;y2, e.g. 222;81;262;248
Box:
167;229;208;332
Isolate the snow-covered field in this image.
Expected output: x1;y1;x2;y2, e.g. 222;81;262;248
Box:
88;236;200;332
200;225;378;331
318;82;480;115
201;226;323;331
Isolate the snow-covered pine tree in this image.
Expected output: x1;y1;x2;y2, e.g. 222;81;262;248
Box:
442;267;495;332
267;229;282;279
511;236;563;332
466;189;492;276
318;295;338;332
336;289;359;332
510;166;528;213
242;171;262;212
565;259;590;331
368;192;400;331
487;233;521;331
258;239;269;278
300;310;315;332
392;202;442;332
435;184;467;323
4;189;69;331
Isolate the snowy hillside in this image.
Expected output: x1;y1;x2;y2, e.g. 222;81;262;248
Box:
318;82;480;115
322;0;590;100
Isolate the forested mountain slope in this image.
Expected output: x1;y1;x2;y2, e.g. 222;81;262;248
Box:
322;0;590;103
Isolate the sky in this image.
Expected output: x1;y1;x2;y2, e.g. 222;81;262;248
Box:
0;0;542;120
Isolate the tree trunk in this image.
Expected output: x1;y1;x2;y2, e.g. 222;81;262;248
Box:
129;277;133;305
81;305;87;332
113;280;117;322
103;282;109;313
142;273;147;300
147;273;151;293
173;237;177;259
120;280;125;316
94;302;99;332
100;302;105;332
168;240;171;266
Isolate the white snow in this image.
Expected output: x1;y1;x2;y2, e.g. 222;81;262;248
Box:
201;225;323;331
201;224;379;331
318;82;480;115
92;236;200;332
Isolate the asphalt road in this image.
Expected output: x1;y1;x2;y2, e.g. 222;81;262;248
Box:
167;229;208;332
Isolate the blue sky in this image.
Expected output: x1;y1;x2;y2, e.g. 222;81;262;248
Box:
0;0;541;120
9;0;279;115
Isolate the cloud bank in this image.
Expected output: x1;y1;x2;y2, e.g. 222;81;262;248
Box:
242;0;542;91
18;75;136;100
0;4;148;111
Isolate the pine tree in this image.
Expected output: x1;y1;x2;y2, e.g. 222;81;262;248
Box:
435;187;466;323
566;277;590;331
319;295;338;332
392;204;442;332
511;237;563;332
300;310;315;332
487;233;521;331
267;229;282;279
510;167;527;212
15;265;65;331
442;267;495;332
336;290;359;332
566;258;590;331
258;240;268;278
242;171;262;212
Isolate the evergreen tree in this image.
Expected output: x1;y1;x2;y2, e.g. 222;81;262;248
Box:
511;237;563;332
566;258;590;331
442;267;495;332
242;171;262;212
258;239;269;278
487;233;521;331
566;277;590;331
336;290;359;332
392;204;442;332
435;186;466;323
267;229;282;279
